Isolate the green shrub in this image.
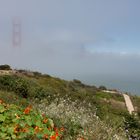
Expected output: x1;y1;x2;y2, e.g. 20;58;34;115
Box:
124;114;140;139
0;75;29;98
0;100;63;140
0;75;49;99
99;85;107;90
33;71;42;77
33;87;46;100
0;64;12;70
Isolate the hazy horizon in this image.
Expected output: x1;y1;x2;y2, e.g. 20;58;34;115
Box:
0;0;140;95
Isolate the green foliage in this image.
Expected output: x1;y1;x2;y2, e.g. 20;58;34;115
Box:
33;87;46;100
52;117;82;139
33;71;42;77
0;64;12;70
14;78;29;98
0;101;62;140
73;79;82;85
0;90;29;108
72;79;85;88
0;75;48;100
130;95;140;118
124;114;140;139
0;75;29;98
64;120;82;137
96;91;124;102
99;85;107;90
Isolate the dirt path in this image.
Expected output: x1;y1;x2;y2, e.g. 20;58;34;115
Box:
123;94;134;115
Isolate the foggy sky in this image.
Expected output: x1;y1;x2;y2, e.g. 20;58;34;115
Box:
0;0;140;85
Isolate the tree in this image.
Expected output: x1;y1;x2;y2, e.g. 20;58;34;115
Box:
99;85;107;90
0;64;12;70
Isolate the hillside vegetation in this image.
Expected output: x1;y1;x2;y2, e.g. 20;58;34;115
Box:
0;101;63;140
0;67;140;139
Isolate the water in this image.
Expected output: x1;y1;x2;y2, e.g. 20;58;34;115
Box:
76;74;140;96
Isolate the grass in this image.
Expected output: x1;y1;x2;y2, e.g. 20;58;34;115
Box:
96;91;125;102
0;90;29;108
130;95;140;118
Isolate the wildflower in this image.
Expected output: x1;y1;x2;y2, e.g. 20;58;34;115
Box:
54;127;59;137
23;105;32;114
34;126;39;133
0;99;3;104
22;128;28;133
55;131;59;137
14;125;19;133
50;135;57;140
43;118;48;124
60;127;64;132
54;127;58;132
48;127;51;131
43;134;48;139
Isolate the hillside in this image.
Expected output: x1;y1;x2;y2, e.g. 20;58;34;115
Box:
0;66;140;139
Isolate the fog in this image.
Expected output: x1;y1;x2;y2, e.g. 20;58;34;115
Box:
0;0;140;94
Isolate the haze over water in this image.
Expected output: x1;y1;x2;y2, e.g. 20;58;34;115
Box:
82;75;140;96
56;73;139;96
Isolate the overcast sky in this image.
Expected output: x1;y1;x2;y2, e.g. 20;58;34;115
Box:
0;0;140;87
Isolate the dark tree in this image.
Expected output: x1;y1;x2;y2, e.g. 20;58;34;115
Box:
99;85;107;90
0;65;12;70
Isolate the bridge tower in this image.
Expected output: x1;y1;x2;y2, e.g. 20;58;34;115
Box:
12;18;21;47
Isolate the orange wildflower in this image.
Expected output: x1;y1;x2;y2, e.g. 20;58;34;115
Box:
43;118;48;124
43;134;48;139
22;128;28;133
0;99;3;104
54;127;59;137
48;127;51;130
23;105;32;114
54;127;58;132
50;135;57;140
14;125;19;133
34;126;39;133
55;131;59;137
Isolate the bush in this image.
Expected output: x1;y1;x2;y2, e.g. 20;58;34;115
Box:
0;75;29;98
99;85;107;90
33;71;42;77
73;79;82;84
14;78;29;98
0;75;54;100
124;114;140;139
0;64;12;70
33;87;46;100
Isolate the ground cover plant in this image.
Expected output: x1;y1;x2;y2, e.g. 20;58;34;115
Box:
0;99;63;140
